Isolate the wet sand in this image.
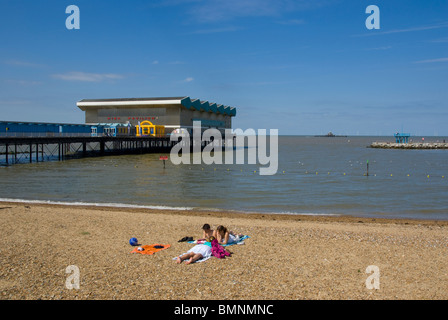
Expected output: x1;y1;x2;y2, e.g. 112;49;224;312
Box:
0;201;447;300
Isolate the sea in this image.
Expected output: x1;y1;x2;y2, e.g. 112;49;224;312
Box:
1;136;448;220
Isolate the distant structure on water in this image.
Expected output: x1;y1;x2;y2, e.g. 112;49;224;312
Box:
371;132;448;149
315;132;347;137
394;132;410;144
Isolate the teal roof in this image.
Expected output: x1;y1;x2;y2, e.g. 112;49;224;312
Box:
208;102;218;113
180;97;236;117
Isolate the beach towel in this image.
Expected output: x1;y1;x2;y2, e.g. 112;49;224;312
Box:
188;239;212;247
211;239;231;259
131;244;171;255
188;235;249;246
222;235;250;246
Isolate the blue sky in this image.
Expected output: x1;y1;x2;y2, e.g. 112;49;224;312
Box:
0;0;447;135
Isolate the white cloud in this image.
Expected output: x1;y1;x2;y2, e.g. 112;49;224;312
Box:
4;59;45;68
184;77;194;82
188;26;240;34
4;79;42;86
353;22;448;37
152;60;159;64
378;24;445;35
429;37;448;43
364;46;392;51
276;19;305;25
414;57;448;64
184;0;316;23
52;72;124;82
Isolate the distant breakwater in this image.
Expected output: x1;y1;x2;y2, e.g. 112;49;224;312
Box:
370;142;448;149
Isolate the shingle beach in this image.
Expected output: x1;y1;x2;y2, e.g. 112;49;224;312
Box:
1;202;447;300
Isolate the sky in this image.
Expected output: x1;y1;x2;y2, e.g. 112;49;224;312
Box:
0;0;447;136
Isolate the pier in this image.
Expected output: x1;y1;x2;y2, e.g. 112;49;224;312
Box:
0;135;232;166
0;96;237;166
0;136;174;166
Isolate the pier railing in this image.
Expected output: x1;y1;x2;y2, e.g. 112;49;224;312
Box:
0;132;173;138
0;132;92;138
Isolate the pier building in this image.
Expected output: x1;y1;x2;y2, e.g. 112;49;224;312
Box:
76;96;237;135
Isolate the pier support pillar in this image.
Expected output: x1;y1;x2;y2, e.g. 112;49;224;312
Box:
100;141;105;155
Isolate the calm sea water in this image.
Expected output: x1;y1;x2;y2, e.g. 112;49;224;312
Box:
1;136;448;220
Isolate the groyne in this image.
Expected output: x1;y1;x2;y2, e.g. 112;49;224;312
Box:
370;142;448;149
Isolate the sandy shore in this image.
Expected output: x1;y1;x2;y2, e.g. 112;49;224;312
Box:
1;201;447;300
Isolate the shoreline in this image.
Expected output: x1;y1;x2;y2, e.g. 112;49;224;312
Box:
1;201;447;300
1;200;447;227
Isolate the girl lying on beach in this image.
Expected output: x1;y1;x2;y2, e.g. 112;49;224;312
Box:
214;225;243;245
176;237;214;264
